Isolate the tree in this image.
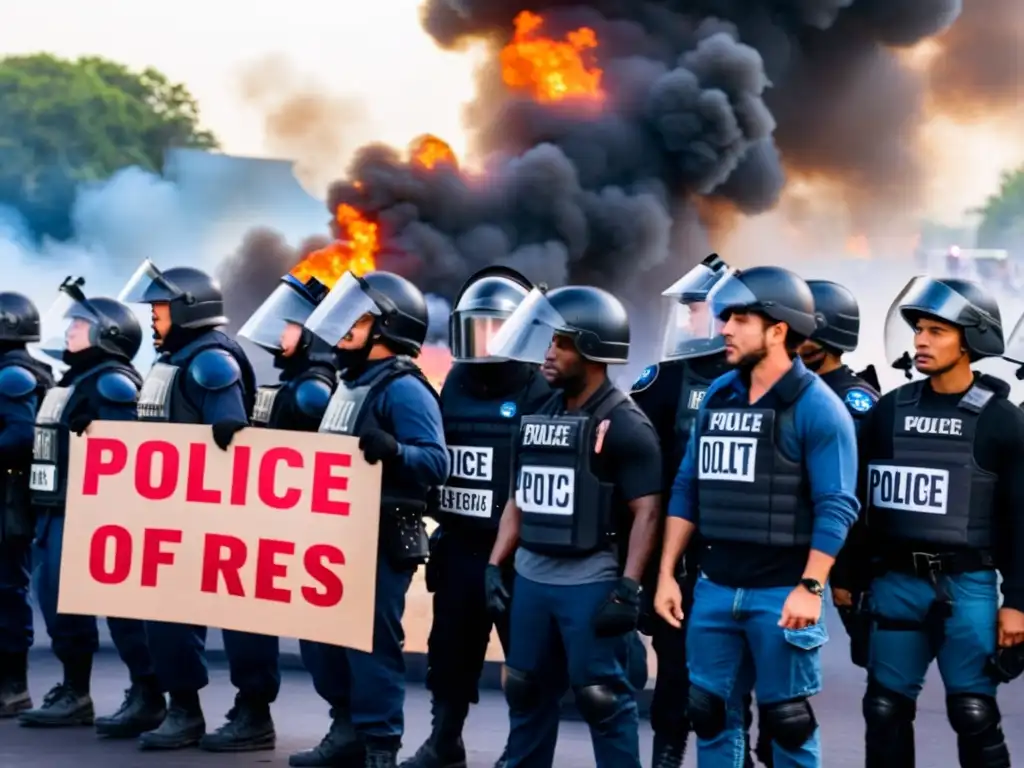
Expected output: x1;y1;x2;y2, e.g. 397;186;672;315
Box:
0;53;218;241
976;165;1024;250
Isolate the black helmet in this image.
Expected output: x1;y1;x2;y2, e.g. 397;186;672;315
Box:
118;259;227;330
305;270;429;355
39;277;143;361
239;273;330;354
807;280;860;353
488;284;630;364
0;292;41;343
449;266;533;362
707;266;818;338
660;253;731;362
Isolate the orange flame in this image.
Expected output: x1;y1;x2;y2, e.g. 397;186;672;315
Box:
411;134;458;170
290;204;379;288
500;11;604;103
845;234;871;259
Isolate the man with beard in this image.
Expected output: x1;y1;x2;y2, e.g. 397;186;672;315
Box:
195;272;336;753
850;277;1024;767
118;260;257;751
484;284;662;768
401;267;551;768
294;270;448;768
655;266;859;768
0;292;54;718
17;277;165;735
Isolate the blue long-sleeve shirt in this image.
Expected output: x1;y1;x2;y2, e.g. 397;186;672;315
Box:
668;357;859;568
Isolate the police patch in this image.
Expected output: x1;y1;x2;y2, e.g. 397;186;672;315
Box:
631;364;658;393
500;401;517;418
845;388;876;413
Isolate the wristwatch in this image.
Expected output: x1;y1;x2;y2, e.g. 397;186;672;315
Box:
799;578;824;597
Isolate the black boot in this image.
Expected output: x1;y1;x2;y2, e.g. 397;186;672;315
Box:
0;651;32;718
398;700;468;768
137;690;205;750
652;731;686;768
289;710;364;767
95;678;167;738
365;741;399;768
199;693;276;752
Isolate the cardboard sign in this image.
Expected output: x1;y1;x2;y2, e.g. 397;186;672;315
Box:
58;421;381;651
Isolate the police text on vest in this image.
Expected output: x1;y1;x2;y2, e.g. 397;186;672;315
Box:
903;416;963;436
868;464;949;514
448;445;493;481
708;412;764;432
438;486;494;517
521;423;572;448
516;465;575;515
688;389;707;410
698;437;757;483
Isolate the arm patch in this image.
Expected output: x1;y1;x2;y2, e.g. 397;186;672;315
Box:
844;388;877;414
97;371;140;404
630;364;659;394
189;349;242;391
0;366;37;399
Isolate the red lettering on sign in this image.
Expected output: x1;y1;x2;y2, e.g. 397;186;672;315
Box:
311;452;352;516
302;544;344;607
81;438;128;495
258;447;302;509
255;539;295;603
201;534;247;596
136;441;178;500
186;443;221;503
89;525;132;584
141;528;182;587
230;445;251;506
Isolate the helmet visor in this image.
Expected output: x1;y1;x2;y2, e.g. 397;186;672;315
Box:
38;291;101;360
661;262;726;301
660;298;725;361
117;259;182;304
304;272;381;347
487;288;570;364
883;277;980;376
705;270;764;322
238;282;317;353
451;312;512;362
1004;313;1024;364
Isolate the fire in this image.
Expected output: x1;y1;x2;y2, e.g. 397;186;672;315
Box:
290;204;379;287
845;234;871;259
411;134;457;170
500;11;604;103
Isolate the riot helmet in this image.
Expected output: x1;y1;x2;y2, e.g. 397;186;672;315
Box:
807;280;860;353
304;270;428;355
239;273;329;355
118;259;227;330
487;284;630;365
660;253;729;362
884;276;1004;374
706;266;818;338
449;266;532;362
0;292;41;343
38;277;142;362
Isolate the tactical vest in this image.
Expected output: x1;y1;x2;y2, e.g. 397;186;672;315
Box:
252;368;337;429
31;361;139;509
867;380;997;549
696;374;815;546
674;363;715;451
515;387;626;557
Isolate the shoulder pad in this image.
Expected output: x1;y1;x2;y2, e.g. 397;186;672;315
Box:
976;373;1011;399
843;387;878;415
97;371;140;404
294;377;334;418
188;349;242;391
631;364;659;393
0;366;38;399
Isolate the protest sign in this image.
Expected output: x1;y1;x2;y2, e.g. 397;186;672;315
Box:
58;421;381;651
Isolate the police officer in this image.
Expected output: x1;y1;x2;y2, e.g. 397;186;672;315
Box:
16;277;165;735
484;284;662;768
851;276;1024;767
655;266;860;768
293;270;449;768
117;259;258;751
0;293;54;718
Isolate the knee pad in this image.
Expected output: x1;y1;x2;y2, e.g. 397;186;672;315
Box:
573;684;619;725
686;686;727;740
503;667;540;712
946;693;1000;737
760;699;817;751
863;680;916;731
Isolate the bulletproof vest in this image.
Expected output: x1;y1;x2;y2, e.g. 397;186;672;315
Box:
696;373;815;547
252;367;337;430
674;361;717;451
867;380;998;549
515;386;626;557
31;361;139;509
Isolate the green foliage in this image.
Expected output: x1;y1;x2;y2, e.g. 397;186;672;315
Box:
976;166;1024;249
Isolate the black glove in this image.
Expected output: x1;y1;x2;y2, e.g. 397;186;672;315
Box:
987;643;1024;683
592;577;642;638
212;420;247;451
359;428;399;464
68;414;93;437
484;564;511;616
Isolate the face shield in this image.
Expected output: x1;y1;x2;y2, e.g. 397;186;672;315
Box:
238;280;317;354
451;313;511;362
1004;314;1024;365
37;280;103;360
303;272;381;347
660;263;727;361
883;277;979;377
486;288;571;364
117;259;181;304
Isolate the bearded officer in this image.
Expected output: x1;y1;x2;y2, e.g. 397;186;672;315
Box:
484;284;662;768
0;293;54;718
292;270;448;768
17;278;164;736
401;267;551;768
118;259;258;750
655;266;859;768
851;276;1024;767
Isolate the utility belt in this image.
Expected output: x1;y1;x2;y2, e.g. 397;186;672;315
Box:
380;498;429;568
0;467;34;543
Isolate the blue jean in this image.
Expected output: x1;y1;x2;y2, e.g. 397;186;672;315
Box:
300;553;415;743
505;574;642;768
687;576;826;768
0;534;32;653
